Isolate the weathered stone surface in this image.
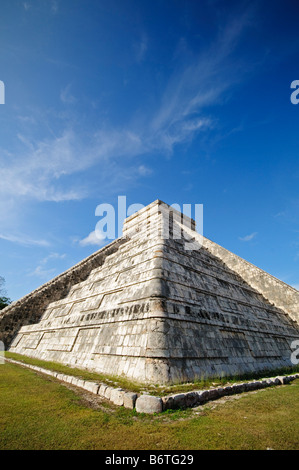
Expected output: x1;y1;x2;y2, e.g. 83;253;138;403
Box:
162;395;174;411
196;390;210;404
110;388;124;406
135;395;163;414
244;382;257;391
184;391;200;407
231;383;246;394
63;375;73;384
123;392;137;409
207;388;220;400
223;386;234;395
72;378;85;388
216;387;225;397
0;239;126;348
4;200;299;385
275;376;288;385
264;378;275;386
104;386;113;400
98;384;108;397
83;381;100;394
172;393;186;409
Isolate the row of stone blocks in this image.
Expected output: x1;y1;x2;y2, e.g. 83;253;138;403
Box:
6;358;299;414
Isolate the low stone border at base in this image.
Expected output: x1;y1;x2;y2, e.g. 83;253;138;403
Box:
5;358;299;414
5;358;138;409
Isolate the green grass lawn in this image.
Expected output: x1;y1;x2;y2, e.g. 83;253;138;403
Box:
1;361;299;450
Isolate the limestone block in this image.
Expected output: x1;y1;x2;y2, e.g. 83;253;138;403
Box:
223;386;234;395
272;377;282;385
171;393;186;409
267;378;278;386
161;395;174;411
123;392;137;409
264;378;275;386
184;391;202;407
212;387;223;397
135;395;163;414
72;378;85;388
110;388;124;406
252;381;263;390
275;376;287;385
200;390;213;402
259;379;270;387
83;381;100;394
45;370;58;378
98;384;108;397
257;380;268;388
104;386;113;400
244;382;255;391
64;375;73;384
206;388;220;400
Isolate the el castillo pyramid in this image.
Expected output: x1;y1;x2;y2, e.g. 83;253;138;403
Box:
1;200;298;384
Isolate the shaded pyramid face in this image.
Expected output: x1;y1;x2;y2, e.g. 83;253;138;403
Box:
6;200;299;384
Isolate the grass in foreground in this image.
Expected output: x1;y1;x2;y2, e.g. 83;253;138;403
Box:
5;351;299;396
0;361;299;450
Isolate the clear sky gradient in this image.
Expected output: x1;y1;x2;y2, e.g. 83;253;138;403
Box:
0;0;298;301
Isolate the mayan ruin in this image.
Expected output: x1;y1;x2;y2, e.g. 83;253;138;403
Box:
1;200;298;385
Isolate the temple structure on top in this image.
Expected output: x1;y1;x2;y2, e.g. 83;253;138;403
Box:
1;200;298;384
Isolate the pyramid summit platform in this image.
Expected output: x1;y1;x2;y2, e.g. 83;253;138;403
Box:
1;200;299;384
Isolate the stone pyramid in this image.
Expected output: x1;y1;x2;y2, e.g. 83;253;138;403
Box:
2;200;299;384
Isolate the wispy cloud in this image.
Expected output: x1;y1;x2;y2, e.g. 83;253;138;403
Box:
0;10;254;217
138;165;152;176
29;265;56;278
134;33;148;63
0;130;88;203
60;84;77;104
23;2;31;11
41;252;66;263
28;252;66;278
239;232;258;242
23;0;58;14
50;0;59;14
0;233;50;247
147;11;253;153
78;230;106;247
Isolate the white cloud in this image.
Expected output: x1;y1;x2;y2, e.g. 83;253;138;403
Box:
50;0;58;14
0;130;88;203
28;252;66;279
60;84;76;104
23;2;31;11
134;33;148;63
40;252;66;264
23;0;58;14
0;10;253;218
239;232;258;242
79;230;106;247
149;11;253;151
0;233;50;247
29;265;56;278
138;165;152;176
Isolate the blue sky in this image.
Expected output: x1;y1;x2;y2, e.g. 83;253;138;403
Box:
0;0;299;301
